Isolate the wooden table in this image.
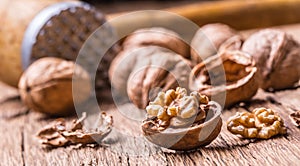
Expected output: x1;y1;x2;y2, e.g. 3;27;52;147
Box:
1;23;300;165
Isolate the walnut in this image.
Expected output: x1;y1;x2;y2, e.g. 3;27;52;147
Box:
191;23;237;64
219;35;244;52
37;112;113;147
242;29;300;91
141;87;222;150
18;57;91;116
227;107;287;139
290;111;300;127
122;27;190;58
189;50;258;108
109;45;191;109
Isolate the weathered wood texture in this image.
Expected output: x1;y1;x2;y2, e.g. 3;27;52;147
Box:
2;20;300;166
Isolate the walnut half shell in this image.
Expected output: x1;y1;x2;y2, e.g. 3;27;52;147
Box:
189;51;258;108
141;88;222;151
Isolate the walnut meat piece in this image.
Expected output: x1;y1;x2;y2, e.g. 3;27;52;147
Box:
122;27;190;58
109;46;191;109
142;87;222;150
191;23;237;64
227;107;287;139
190;50;258;108
18;57;91;116
242;29;300;91
289;111;300;127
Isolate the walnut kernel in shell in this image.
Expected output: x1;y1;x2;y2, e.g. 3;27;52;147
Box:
142;87;222;150
18;57;91;116
110;46;191;109
189;50;258;108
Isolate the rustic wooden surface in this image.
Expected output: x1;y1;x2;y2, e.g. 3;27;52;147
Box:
1;24;300;165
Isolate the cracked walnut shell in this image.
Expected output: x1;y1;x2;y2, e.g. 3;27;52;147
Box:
242;29;300;91
142;87;222;150
18;57;91;116
109;46;191;109
189;50;258;108
37;112;113;147
227;107;287;139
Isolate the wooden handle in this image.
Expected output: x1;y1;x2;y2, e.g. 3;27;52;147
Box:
108;0;300;30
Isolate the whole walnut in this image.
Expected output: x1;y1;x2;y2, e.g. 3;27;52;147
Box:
191;23;237;64
189;51;258;108
18;57;91;116
242;29;300;91
122;27;190;58
109;46;191;109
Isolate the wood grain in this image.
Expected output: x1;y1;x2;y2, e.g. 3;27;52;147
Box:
1;23;300;166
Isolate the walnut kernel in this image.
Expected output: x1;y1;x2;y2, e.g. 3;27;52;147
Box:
227;107;287;139
142;87;222;150
190;50;258;108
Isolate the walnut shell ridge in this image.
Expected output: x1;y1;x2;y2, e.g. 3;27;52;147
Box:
242;29;300;91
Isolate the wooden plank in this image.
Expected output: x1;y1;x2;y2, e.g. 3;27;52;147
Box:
0;82;27;166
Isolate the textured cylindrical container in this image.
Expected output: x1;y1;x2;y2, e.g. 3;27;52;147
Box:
0;0;117;93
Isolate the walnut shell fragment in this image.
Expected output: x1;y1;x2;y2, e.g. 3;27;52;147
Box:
190;51;258;108
191;23;237;64
142;87;222;150
122;27;190;58
290;111;300;127
227;107;287;139
242;29;300;91
37;112;113;147
18;57;91;116
110;46;191;109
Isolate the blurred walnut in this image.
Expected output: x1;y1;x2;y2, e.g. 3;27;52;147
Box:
219;35;244;52
189;51;258;108
109;45;191;109
227;107;287;139
191;23;237;64
242;29;300;91
122;27;190;58
142;87;222;150
18;57;91;116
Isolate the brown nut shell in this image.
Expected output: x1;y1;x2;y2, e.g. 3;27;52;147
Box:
122;27;190;58
109;46;191;109
191;23;237;64
190;51;258;108
18;57;91;116
142;101;222;150
219;35;244;52
242;29;300;91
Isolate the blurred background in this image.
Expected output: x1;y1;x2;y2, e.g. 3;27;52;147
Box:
83;0;213;14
